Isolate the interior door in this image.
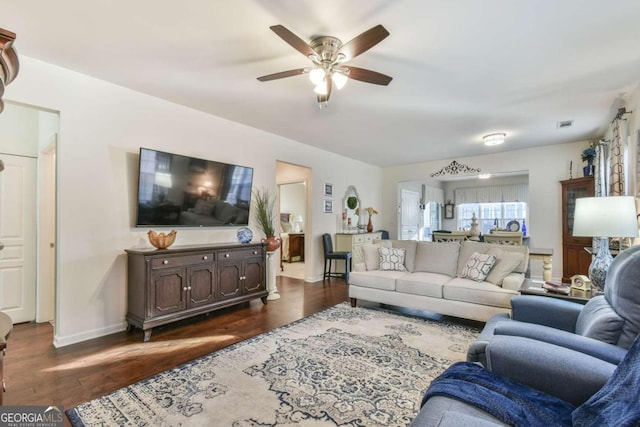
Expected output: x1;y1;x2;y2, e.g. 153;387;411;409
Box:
0;154;37;323
400;189;420;240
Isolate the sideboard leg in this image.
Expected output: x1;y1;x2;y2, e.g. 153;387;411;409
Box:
261;296;268;304
350;298;357;307
143;329;152;342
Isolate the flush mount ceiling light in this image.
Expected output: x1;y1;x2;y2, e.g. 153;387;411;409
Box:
478;174;492;179
483;133;506;146
257;25;393;108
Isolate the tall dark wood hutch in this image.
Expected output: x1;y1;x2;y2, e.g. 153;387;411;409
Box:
560;176;594;283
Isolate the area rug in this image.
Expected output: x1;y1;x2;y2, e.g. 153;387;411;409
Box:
66;303;480;426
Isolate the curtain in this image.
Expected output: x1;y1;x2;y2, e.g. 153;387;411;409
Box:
609;117;627;196
454;184;528;204
594;114;631;249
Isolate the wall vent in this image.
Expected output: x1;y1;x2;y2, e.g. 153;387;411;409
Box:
556;120;574;129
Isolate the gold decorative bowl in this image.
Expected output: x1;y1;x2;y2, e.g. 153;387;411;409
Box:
148;230;177;249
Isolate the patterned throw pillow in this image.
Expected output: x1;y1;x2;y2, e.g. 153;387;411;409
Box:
460;252;497;281
379;247;407;272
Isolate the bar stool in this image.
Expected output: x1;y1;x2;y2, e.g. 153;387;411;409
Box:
322;233;352;281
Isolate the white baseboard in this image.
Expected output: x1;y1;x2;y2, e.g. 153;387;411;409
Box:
53;321;128;348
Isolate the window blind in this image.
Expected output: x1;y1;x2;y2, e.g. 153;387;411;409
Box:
454;184;528;204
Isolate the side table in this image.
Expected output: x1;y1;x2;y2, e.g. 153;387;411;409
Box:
519;278;597;305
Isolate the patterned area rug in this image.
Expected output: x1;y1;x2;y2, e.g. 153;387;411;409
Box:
66;304;480;426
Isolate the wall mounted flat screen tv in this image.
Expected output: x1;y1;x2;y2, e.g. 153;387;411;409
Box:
136;148;254;227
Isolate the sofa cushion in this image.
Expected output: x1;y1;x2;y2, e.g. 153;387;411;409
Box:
396;272;450;298
575;296;624;345
348;270;407;291
443;277;517;308
460;252;497;282
485;248;524;286
362;243;381;271
390;240;418;272
379;247;407;272
414;241;461;277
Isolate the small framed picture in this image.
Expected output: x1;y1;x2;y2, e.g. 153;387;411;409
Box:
324;183;333;197
444;202;455;219
324;199;333;213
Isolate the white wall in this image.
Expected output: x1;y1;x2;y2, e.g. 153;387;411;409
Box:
4;56;382;346
279;183;306;225
383;141;589;281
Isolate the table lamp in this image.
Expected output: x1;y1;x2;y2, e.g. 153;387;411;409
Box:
572;196;639;290
293;214;304;233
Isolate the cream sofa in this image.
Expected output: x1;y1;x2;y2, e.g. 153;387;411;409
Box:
348;240;529;322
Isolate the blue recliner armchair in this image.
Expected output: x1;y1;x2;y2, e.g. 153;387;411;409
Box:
468;245;640;368
410;334;640;426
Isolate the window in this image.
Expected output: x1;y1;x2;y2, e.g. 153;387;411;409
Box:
458;202;527;235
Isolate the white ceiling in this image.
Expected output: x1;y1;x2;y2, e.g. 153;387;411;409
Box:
3;0;640;166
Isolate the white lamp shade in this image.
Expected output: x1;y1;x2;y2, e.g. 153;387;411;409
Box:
309;68;325;85
573;196;639;238
331;72;348;89
294;214;304;223
314;81;328;95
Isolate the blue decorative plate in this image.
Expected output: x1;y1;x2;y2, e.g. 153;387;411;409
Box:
237;227;253;244
506;220;520;232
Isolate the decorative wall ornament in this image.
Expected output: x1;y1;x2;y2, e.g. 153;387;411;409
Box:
430;160;481;177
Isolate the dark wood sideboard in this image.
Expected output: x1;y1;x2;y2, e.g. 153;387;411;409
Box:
126;242;267;341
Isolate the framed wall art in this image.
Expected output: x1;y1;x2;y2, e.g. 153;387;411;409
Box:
444;201;455;219
324;183;333;197
324;199;333;213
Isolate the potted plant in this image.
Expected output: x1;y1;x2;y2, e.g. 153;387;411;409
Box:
253;187;280;251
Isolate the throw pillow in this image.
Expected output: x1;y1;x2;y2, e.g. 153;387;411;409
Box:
390;240;418;272
362;243;381;271
379;247;407;272
485;248;524;286
460;252;497;282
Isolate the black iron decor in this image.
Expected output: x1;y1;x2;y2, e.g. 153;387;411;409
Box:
430;160;481;177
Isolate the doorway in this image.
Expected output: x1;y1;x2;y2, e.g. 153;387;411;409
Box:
0;102;59;327
276;161;312;281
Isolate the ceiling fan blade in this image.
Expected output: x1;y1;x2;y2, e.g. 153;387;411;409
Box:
344;66;393;86
338;25;389;62
270;25;316;58
257;68;308;82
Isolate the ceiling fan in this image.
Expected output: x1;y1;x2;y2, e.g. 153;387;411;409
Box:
257;24;392;107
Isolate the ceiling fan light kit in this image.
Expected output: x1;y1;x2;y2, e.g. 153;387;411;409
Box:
483;133;506;146
257;24;392;108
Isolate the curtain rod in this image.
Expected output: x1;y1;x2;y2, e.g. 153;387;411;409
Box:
611;107;633;124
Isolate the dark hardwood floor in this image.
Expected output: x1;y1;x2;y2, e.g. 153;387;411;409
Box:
3;276;348;423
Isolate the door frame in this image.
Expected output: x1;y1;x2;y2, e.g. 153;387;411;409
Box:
36;136;57;323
